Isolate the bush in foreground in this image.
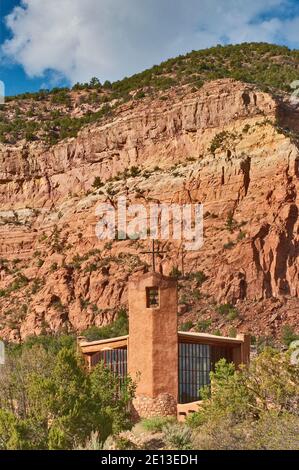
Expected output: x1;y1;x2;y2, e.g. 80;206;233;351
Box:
0;343;135;450
187;349;299;450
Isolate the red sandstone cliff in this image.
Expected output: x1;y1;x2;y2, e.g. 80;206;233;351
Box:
0;79;298;342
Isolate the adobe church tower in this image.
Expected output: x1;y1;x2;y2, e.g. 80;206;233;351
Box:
128;272;178;418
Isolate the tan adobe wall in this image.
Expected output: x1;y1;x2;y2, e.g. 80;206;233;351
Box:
128;273;178;403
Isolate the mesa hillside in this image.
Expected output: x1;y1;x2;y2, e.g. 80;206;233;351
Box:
0;43;298;344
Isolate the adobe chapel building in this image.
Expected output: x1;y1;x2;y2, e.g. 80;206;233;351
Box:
79;272;250;419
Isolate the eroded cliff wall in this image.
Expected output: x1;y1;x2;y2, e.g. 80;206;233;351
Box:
0;79;298;341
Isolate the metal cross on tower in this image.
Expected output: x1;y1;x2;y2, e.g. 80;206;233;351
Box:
180;244;186;277
141;240;167;272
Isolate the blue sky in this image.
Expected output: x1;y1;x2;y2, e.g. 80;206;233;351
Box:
1;0;299;97
0;0;68;95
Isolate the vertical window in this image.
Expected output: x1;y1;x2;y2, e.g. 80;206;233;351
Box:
146;287;159;308
178;343;211;404
178;343;234;403
91;349;127;385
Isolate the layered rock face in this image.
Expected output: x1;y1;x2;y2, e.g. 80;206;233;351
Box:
0;79;298;341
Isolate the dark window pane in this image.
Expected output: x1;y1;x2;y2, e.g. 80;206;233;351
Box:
91;348;128;385
178;342;211;403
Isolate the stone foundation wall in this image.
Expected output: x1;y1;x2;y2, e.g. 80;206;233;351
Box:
132;393;177;419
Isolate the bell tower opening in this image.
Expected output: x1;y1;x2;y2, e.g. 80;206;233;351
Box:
146;286;160;308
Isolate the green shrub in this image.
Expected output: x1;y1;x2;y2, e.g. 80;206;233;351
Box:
192;289;202;300
84;263;98;273
134;90;146;99
216;304;239;321
227;309;239;321
237;230;246;241
224;241;235;250
255;335;277;353
228;327;237;338
17;334;75;355
3;273;29;295
103;80;112;89
80;298;90;309
189;350;299;429
92;177;104;189
82;308;129;341
180;321;194;332
77;431;102;450
188;350;299;450
0;344;135;450
209;131;230;153
51;90;71;106
114;437;138;450
31;278;44;294
89;77;101;88
162;423;192;450
216;303;234;315
212;329;222;336
196;320;212;332
179;294;189;305
50;263;58;272
141;416;175;433
242;124;251;134
169;266;182;279
281;325;299;347
225;211;237;233
191;412;299;450
128;166;141;177
189;271;208;285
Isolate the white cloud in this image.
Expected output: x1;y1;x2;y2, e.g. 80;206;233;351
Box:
2;0;299;85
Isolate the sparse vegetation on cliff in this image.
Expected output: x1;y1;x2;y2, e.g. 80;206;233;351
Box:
2;43;299;146
82;307;129;341
281;324;299;347
92;176;104;189
0;42;298;345
216;303;239;321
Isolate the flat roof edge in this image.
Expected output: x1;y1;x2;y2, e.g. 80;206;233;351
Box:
178;331;244;343
79;331;244;349
79;335;129;347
